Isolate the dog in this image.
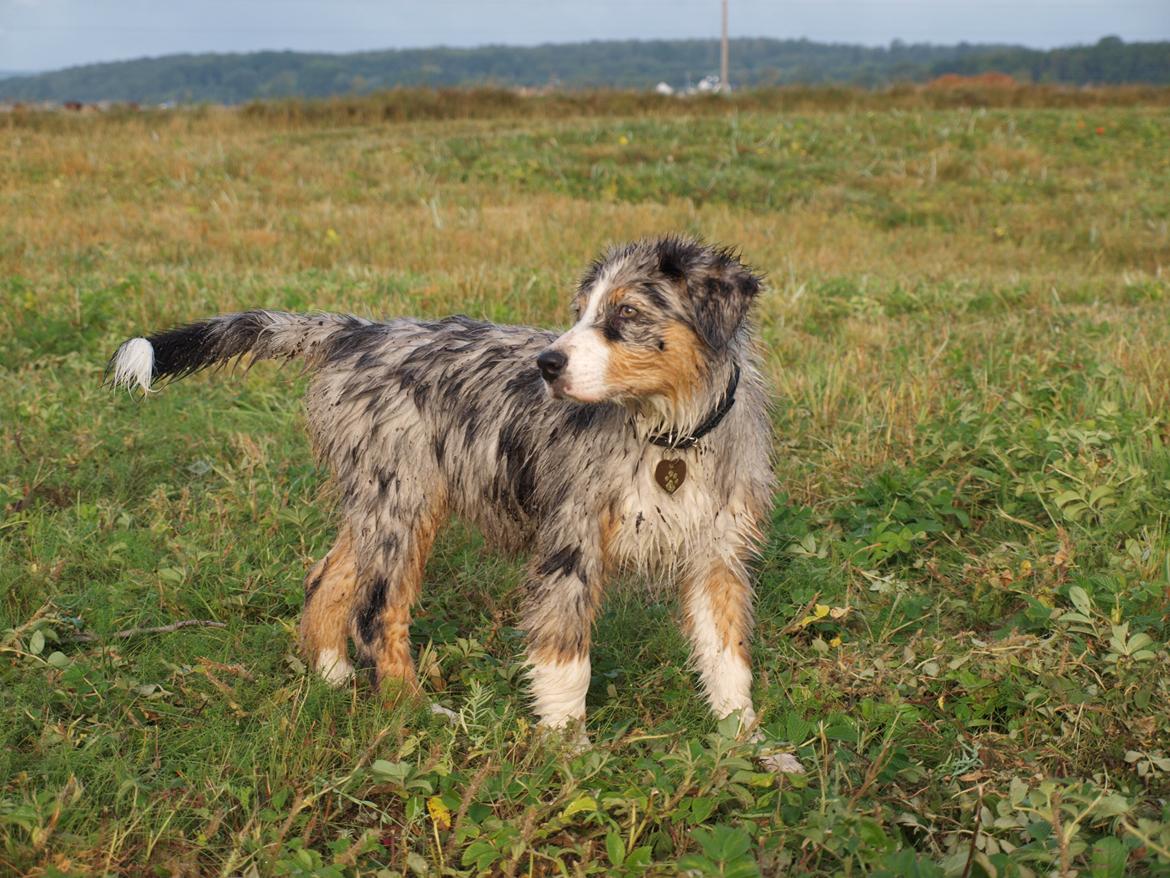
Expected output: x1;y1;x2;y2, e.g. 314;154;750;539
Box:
108;236;801;771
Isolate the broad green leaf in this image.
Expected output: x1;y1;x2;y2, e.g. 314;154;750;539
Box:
1089;836;1127;878
626;845;653;868
690;796;715;824
606;830;625;867
1126;633;1153;652
561;795;597;818
1093;794;1131;819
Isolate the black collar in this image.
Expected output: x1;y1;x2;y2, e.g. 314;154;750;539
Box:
647;364;740;450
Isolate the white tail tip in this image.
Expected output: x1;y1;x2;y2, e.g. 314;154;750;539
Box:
111;337;155;393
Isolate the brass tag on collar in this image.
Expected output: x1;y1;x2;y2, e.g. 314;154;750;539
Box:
654;458;687;494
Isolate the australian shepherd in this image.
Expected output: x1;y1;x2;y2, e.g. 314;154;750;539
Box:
108;236;800;772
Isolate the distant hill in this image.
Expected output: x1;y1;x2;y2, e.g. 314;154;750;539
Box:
0;36;1166;104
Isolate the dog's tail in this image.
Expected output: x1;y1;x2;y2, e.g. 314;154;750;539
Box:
106;310;370;393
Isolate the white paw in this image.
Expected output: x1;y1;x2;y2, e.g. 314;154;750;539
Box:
315;648;354;687
429;703;459;724
759;750;805;774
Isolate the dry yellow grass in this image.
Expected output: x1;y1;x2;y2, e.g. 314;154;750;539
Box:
12;103;1167;484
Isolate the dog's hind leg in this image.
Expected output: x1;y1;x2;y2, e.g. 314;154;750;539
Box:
300;527;358;686
348;494;447;701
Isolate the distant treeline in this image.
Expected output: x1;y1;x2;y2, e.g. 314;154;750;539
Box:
1;36;1166;105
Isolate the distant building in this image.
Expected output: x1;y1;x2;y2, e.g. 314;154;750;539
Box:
695;74;722;93
653;74;727;97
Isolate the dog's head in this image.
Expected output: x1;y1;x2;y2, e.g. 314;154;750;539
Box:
537;237;762;406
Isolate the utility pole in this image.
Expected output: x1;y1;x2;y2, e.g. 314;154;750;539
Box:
720;0;729;93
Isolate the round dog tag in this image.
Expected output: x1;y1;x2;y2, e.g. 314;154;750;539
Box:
654;458;687;494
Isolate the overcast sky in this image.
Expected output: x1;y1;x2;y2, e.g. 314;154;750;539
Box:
2;0;1167;72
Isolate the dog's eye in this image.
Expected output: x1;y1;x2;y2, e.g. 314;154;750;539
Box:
618;305;638;319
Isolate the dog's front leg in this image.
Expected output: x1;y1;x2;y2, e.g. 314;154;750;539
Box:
682;560;757;725
521;529;606;741
682;560;803;773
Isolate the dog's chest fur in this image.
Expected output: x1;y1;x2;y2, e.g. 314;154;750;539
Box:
609;444;747;578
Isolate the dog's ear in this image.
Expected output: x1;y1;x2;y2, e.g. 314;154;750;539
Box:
657;243;688;282
688;254;763;351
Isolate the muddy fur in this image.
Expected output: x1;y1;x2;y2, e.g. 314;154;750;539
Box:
107;236;781;740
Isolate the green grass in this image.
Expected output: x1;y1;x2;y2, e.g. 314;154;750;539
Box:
1;96;1169;876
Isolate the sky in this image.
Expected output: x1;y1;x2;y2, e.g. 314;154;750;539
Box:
1;0;1168;73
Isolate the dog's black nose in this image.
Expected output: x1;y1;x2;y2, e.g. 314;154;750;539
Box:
536;349;568;382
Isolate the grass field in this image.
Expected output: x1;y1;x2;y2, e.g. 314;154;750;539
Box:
2;91;1170;876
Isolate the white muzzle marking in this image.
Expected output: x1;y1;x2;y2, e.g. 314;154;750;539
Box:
550;281;613;403
553;326;610;402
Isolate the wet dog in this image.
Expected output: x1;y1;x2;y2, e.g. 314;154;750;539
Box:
108;236;799;770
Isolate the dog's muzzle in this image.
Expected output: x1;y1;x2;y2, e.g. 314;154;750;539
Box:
536;349;567;384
